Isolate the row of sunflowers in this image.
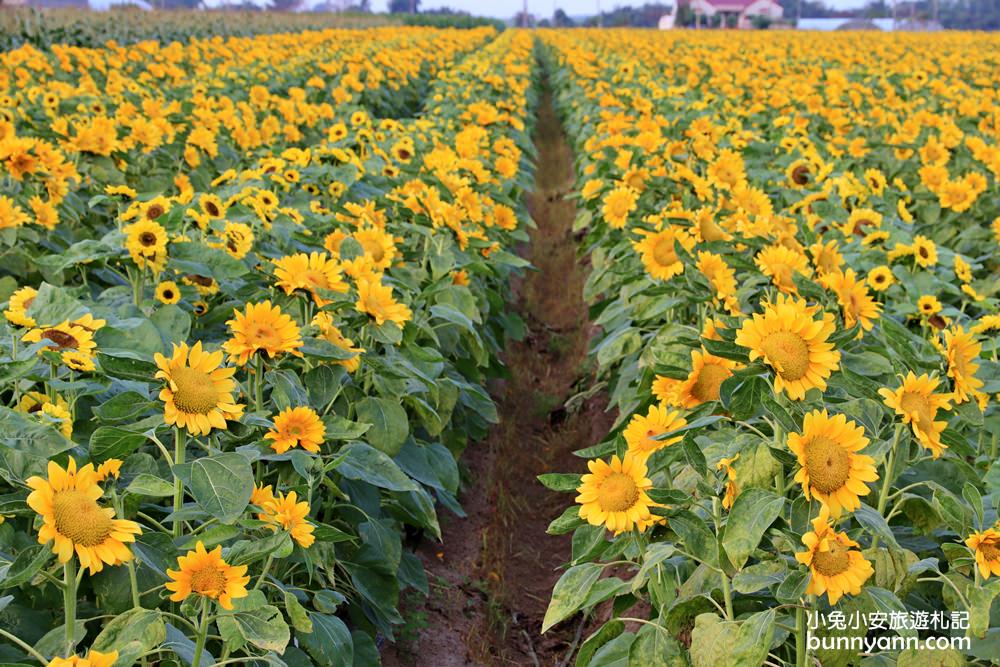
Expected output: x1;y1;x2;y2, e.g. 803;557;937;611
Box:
537;30;1000;666
0;26;536;666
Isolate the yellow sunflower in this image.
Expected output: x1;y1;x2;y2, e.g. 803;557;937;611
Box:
154;341;245;436
602;186;638;229
696;251;739;314
944;327;983;404
123;219;168;271
734;294;841;400
26;458;141;574
818;269;882;333
353;226;398;271
155;280;181;305
878;372;952;458
273;252;349;306
355;277;412;327
22;320;97;370
576;452;655;535
48;650;119;667
623;403;687;457
808;240;843;277
912;235;938;268
652;375;682;405
795;506;874;605
754;244;811;294
223;301;303;366
787;409;877;517
786;159;814;189
256;490;315;548
166;541;249;611
265;406;325;454
3;285;37;327
633;226;695;282
866;266;895;292
717;453;739;510
674;349;738;408
840;208;882;237
965;528;1000;580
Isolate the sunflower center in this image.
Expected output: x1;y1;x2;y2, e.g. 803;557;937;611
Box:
760;331;810;381
598;472;640;513
42;329;79;350
190;566;227;595
171;366;219;415
899;391;933;431
53;489;113;547
139;232;158;246
804;435;851;494
652;237;677;267
146;205;164;220
250;325;282;350
205;202;220;217
981;539;1000;562
812;541;851;577
362;241;385;262
691;363;731;402
791;165;810;185
303;270;329;291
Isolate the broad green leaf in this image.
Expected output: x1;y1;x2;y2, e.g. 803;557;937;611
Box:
538;473;582;492
335;442;419;492
542;563;604;632
90;426;149;462
126;474;174;497
91;608;166;666
299;613;353;667
722;488;784;569
179;453;254;523
356;397;409;456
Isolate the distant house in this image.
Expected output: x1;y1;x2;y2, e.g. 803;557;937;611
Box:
688;0;783;28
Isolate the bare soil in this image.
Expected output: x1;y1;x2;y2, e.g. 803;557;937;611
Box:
382;79;613;667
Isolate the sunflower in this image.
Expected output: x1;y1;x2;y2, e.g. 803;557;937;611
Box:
199;194;226;219
787;410;877;517
22;320;97;370
808;240;843;277
265;406;325;454
944;327;983;404
257;490;315;548
878;373;952;458
795;506;874;605
312;312;364;372
912;235;938;267
674;349;738;408
755;245;811;294
602;186;638;229
213;222;254;260
818;269;882;333
576;452;655;535
123;220;168;271
866;266;895;292
223;301;303;366
651;375;682;405
48;650;119;667
917;295;942;316
696;251;739;314
840;208;882;237
734;294;841;400
786;159;814;189
273;252;349;306
965;528;1000;580
355;277;412;327
166;541;249;611
633;226;694;282
717;453;739;510
95;459;122;482
623;403;687;457
354;226;397;271
26;458;141;574
154;341;245;436
155;280;181;305
3;285;37;327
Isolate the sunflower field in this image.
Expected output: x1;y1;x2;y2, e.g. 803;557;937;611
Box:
536;30;1000;666
0;22;538;666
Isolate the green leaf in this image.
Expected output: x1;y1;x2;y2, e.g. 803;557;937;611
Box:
335;442;419;492
299;613;353;667
217;599;291;653
670;510;719;569
97;351;157;382
628;622;687;667
284;592;313;634
853;503;900;549
548;505;586;535
731;560;787;594
126;474;174;497
169;242;247;280
150;304;191;346
90;426;149;462
91;608;166;666
722;488;784;569
577;620;625;667
968;579;1000;638
322;415;371;441
356;397;409;457
542;563;604;633
538;473;582;492
93;391;157;423
179;453;254;523
24;282;87;324
0;407;76;477
701;337;750;363
0;545;52;589
690;610;774;667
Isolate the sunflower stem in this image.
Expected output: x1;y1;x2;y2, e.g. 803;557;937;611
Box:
63;559;77;657
173;427;187;539
191;598;211;667
795;604;807;667
872;424;904;551
254;354;265;414
0;626;49;664
712;497;734;620
254;554;275;591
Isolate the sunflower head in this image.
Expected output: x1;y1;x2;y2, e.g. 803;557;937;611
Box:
795;506;874;605
576;452;656;535
879;372;951;458
623;403;687;457
154;341;245;436
166;541;250;610
965;528;1000;580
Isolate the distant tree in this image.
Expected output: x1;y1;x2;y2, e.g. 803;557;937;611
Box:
268;0;304;10
553;7;575;25
582;3;673;26
388;0;418;12
513;10;536;25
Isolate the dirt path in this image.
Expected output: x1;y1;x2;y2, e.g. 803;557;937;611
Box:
383;73;612;667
